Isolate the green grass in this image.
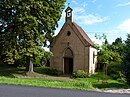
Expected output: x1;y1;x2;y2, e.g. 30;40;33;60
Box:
75;73;129;89
0;77;94;90
0;67;129;90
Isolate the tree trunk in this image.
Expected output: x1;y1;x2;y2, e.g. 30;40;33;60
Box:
26;56;33;72
103;63;107;83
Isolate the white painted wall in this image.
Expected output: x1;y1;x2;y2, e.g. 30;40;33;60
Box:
89;46;97;75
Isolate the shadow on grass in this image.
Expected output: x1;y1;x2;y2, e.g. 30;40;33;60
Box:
0;68;25;78
0;67;62;78
34;67;62;76
93;82;130;89
90;72;111;80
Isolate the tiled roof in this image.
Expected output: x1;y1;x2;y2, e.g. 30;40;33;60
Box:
73;22;94;46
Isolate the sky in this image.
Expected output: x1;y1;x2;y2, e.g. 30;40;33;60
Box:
55;0;130;44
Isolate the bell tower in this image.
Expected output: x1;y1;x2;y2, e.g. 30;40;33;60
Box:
65;6;73;22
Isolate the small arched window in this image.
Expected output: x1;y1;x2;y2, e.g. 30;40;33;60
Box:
67;31;71;36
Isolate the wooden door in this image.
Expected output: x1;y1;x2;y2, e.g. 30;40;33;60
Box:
64;58;73;74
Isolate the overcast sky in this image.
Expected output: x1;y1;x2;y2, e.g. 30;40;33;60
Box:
55;0;130;44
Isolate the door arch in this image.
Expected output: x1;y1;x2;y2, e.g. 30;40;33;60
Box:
63;48;73;74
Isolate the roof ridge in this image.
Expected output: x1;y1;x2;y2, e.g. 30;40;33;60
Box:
72;22;94;46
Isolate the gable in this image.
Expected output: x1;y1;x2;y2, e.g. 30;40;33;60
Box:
51;22;68;46
73;22;94;46
51;22;94;47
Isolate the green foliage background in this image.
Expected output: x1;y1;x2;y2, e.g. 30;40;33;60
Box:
0;0;66;70
96;34;130;85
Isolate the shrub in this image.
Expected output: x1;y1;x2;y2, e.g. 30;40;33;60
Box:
42;68;62;76
121;62;130;85
125;73;130;85
73;70;88;78
107;62;126;82
48;69;62;76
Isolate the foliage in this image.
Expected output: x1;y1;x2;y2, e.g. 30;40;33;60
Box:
106;38;125;82
17;55;42;67
95;34;130;85
107;62;126;82
32;57;42;67
16;51;53;67
73;70;88;78
112;37;125;56
95;34;111;64
15;55;26;67
122;34;130;85
44;51;53;60
34;67;62;76
0;0;66;71
95;34;111;82
42;51;53;66
95;34;125;82
42;68;62;76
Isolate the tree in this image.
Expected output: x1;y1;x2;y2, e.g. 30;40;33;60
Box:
95;34;125;82
122;34;130;84
107;38;125;81
111;37;125;57
95;34;112;82
0;0;66;72
95;34;111;64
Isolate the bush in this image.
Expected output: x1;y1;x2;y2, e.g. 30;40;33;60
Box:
47;69;62;76
73;70;88;78
121;62;130;85
40;68;62;76
107;62;126;82
125;73;130;85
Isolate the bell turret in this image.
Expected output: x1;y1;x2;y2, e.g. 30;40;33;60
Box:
65;6;73;22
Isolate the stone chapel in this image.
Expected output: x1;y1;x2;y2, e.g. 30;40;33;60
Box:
50;7;97;75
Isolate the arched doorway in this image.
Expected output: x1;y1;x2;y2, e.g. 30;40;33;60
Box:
63;48;73;74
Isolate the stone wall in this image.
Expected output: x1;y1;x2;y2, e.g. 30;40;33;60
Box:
50;22;90;73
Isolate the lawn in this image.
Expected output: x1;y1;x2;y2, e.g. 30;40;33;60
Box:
0;67;129;90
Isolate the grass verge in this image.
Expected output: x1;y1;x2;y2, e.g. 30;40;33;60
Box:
0;68;129;90
0;77;94;90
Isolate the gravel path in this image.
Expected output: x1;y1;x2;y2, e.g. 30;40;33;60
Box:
99;88;130;94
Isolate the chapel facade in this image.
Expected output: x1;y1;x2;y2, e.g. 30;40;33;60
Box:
50;7;97;75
